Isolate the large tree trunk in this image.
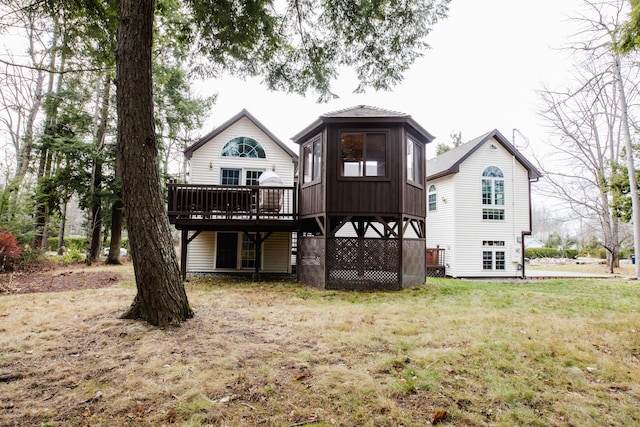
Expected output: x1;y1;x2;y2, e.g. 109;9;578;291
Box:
106;197;124;265
57;201;67;255
116;0;193;326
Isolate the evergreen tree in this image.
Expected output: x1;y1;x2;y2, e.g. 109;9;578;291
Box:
116;0;450;326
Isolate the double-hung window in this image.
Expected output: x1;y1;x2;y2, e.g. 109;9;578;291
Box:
428;185;437;212
221;168;241;185
220;169;262;186
482;166;505;220
245;170;262;186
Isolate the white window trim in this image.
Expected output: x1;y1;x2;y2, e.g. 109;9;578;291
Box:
482;166;505;221
482;240;506;270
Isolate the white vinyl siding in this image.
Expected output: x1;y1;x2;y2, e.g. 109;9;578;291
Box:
426;176;455;272
427;137;531;278
186;231;292;273
185;115;296;274
188;116;295;187
186;231;216;272
262;232;292;273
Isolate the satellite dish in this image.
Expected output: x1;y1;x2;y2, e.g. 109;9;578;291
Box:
512;128;530;150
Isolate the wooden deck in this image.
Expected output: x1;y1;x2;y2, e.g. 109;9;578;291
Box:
167;182;298;232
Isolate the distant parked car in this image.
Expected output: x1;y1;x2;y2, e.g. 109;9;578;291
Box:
103;247;128;256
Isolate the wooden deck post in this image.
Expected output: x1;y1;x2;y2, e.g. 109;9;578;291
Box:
180;229;188;280
244;231;274;281
254;233;262;282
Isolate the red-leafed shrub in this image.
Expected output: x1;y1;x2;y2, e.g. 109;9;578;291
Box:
0;231;22;272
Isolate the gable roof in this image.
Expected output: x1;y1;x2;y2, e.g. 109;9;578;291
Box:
184;109;298;161
292;105;435;144
426;129;543;181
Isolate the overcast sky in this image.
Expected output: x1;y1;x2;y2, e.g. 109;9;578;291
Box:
194;0;583;161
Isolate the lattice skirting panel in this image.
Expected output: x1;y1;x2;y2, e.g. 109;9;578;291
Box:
426;267;446;278
326;238;401;290
297;236;326;288
403;239;427;287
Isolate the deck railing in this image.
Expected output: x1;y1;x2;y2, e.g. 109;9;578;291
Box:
426;246;446;277
167;182;297;221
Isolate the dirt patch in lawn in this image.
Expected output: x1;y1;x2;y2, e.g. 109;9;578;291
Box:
0;262;131;295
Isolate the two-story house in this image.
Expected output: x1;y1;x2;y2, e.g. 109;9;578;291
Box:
425;129;542;278
169;109;298;277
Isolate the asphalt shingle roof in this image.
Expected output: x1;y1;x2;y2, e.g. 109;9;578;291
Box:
426;129;542;181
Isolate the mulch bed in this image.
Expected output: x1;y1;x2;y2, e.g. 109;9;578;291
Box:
0;262;128;295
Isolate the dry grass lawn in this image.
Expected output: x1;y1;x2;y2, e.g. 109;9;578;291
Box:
1;266;640;426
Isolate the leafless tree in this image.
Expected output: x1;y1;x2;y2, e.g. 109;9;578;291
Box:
0;3;54;215
537;0;640;273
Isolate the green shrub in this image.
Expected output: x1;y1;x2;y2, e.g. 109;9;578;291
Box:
46;237;129;253
593;248;607;259
620;249;634;260
60;249;84;263
525;247;579;259
576;248;632;260
47;237;86;252
13;247;46;272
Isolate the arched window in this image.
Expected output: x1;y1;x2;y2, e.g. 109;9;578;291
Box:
482;166;504;220
428;184;437;212
483;166;503;178
221;137;266;158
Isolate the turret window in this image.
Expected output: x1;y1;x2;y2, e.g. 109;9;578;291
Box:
302;135;322;184
340;132;387;177
407;137;423;185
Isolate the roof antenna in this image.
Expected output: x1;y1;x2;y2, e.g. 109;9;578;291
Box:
512;128;530;150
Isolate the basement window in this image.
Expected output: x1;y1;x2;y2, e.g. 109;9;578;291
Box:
482;240;506;270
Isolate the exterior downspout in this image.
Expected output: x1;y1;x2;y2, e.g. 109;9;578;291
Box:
521;231;530;279
512;154;518;277
524;175;540;278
